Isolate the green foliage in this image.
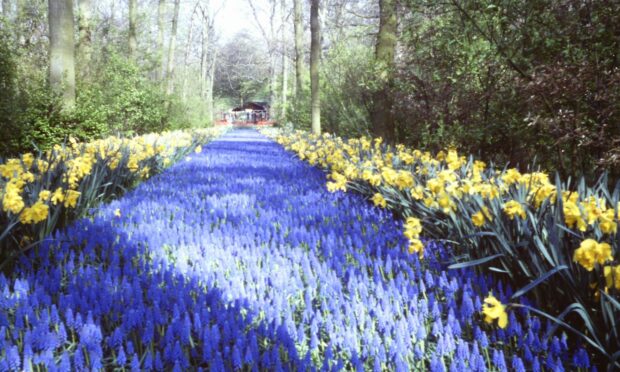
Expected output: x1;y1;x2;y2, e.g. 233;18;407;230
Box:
77;53;167;136
397;0;620;181
169;94;209;129
0;50;186;158
284;40;374;135
0;22;18;155
286;88;311;131
4;69;86;155
321;42;374;137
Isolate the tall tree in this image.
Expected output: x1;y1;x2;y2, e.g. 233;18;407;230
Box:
293;0;303;100
199;1;216;124
2;0;10;17
77;0;92;73
247;0;278;116
370;0;396;142
48;0;76;109
310;0;320;134
205;49;216;123
165;0;180;96
280;0;288;119
268;0;278;117
181;3;199;101
128;0;137;57
157;0;165;80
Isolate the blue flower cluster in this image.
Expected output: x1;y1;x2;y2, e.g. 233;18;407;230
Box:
0;129;590;370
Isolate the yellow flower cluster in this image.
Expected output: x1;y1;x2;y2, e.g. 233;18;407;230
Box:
573;239;613;271
370;193;387;208
502;200;526;220
472;206;492;227
326;171;348;192
404;217;424;258
274;130;619;246
604;265;620;290
276;132;618;234
271;130;620;298
1;128;224;228
482;294;508;329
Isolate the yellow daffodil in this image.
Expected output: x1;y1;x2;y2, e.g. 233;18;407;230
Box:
472;211;485;227
604;265;620;290
437;192;453;213
326;171;348;192
599;209;617;234
37;189;51;202
573;239;613;271
564;200;586;231
63;190;81;208
410;185;424;200
22;153;35;169
51;188;65;205
528;184;556;207
380;166;398;186
394;171;414;190
371;193;387;208
19;201;49;224
127;156;140;173
482;294;508;329
426;178;444;195
404;217;423;239
502;200;526;220
408;238;424;258
2;182;25;214
501;168;522;186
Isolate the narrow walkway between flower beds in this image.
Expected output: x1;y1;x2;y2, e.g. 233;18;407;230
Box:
3;129;577;371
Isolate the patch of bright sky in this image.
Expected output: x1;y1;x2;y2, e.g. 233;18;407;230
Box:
210;0;267;43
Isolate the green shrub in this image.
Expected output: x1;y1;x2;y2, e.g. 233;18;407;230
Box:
78;53;167;136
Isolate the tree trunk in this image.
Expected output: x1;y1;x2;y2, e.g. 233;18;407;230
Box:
293;0;303;100
370;0;397;142
165;0;180;96
181;5;197;102
200;2;210;99
110;0;116;24
310;0;320;134
205;50;216;124
270;56;278;117
280;0;288;120
200;1;215;124
157;0;165;80
77;0;92;74
128;0;137;57
48;0;76;109
2;0;10;17
281;55;288;120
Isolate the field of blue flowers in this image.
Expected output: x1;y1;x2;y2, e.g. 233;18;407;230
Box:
1;129;591;370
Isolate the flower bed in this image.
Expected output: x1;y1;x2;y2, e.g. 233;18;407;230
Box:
266;128;619;368
0;129;586;370
0;127;227;269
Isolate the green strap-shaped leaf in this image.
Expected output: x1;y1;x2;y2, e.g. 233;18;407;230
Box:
511;265;568;300
448;253;504;270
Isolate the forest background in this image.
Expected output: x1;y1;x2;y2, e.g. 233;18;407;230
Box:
1;0;619;181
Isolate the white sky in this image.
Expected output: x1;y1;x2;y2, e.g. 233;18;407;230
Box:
94;0;270;45
210;0;267;43
214;0;251;41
